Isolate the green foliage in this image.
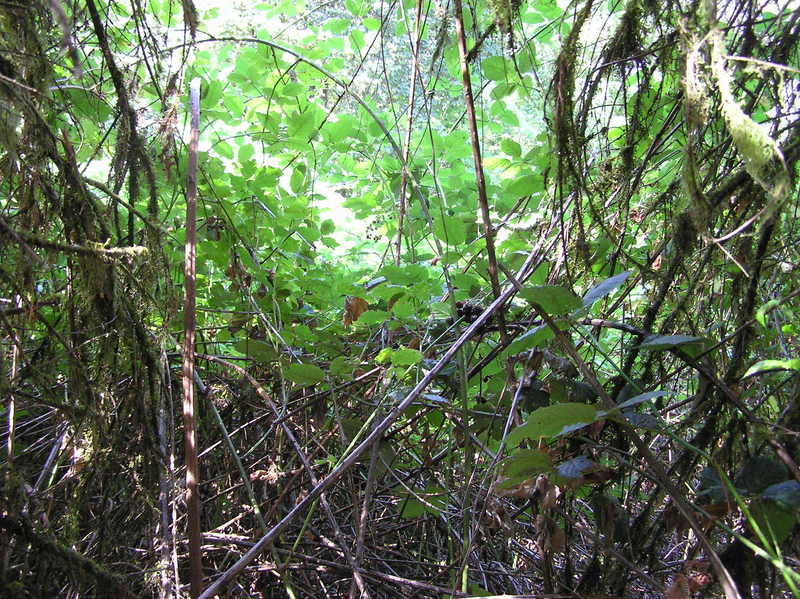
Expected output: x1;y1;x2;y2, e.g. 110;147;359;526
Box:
508;403;599;446
3;0;800;596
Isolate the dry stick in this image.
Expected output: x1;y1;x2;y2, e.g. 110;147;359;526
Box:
193;372;300;598
196;355;370;598
182;77;203;599
196;247;541;599
157;346;179;599
350;409;382;599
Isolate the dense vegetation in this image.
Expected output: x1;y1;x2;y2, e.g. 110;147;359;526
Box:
1;0;800;597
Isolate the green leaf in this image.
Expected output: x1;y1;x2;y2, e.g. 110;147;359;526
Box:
582;270;631;307
399;497;426;518
238;143;255;163
284;363;325;386
481;56;506;81
505;174;543;198
507;403;598;446
363;17;381;29
329;356;352;376
743;358;800;378
637;334;704;351
234;339;278;363
506;323;554;354
500;138;522;157
609;390;668;412
519;285;581;315
290;166;307;193
761;480;800;509
750;499;797;544
391;296;415;319
391;348;422;366
756;299;781;327
357;310;389;325
433;214;466;245
501;449;553;478
381;264;428;285
398;488;447;518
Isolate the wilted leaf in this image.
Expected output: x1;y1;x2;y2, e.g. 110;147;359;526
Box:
343;296;369;327
666;574;691;599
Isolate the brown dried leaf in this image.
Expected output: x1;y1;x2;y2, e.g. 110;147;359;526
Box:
343;296;369;328
666;574;691;599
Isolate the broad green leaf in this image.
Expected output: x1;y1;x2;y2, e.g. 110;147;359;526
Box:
762;480;800;509
325;18;349;33
501;449;553;477
234;339;278;363
481;56;506;81
391;348;422;366
433;214;466;245
500;138;522;158
290;167;307;193
743;358;800;378
507;403;598;446
217;141;234;159
282;82;305;96
381;264;428;285
329;356;352;376
391;296;415;319
637;334;704;351
363;17;381;29
358;310;389;326
519;285;581;315
506;324;554;354
284;363;325;386
750;499;797;544
505;174;543;198
398;489;447;518
582;270;631;307
756;299;781;327
399;497;426;518
238;143;255;163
